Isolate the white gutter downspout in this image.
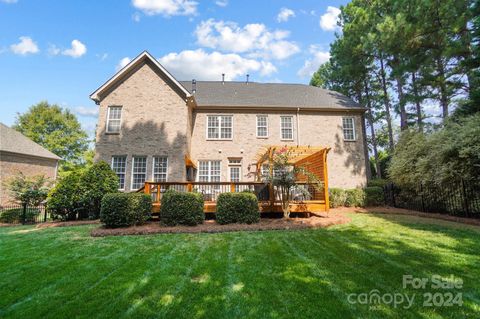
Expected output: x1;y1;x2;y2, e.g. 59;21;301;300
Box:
296;107;300;146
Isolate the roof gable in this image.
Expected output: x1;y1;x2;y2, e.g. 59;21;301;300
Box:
0;123;61;160
90;51;190;103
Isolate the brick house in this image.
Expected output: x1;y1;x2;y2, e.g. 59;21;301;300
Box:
91;51;369;193
0;123;61;205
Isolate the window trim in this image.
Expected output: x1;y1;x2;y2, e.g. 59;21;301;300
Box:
342;117;356;141
111;155;127;191
228;165;242;182
130;156;147;190
256;115;269;138
152;156;168;182
196;160;222;182
280;115;294;141
205;115;234;140
106;105;122;134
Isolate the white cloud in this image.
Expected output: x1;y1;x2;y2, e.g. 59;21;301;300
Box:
74;106;99;117
132;0;197;16
297;46;330;78
62;39;87;58
1;0;18;3
194;19;299;60
158;49;277;81
132;12;141;22
277;8;295;22
215;0;228;7
10;36;39;55
319;6;341;31
116;57;132;71
97;53;108;61
48;40;87;58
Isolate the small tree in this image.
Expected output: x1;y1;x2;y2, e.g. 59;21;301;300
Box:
47;173;82;220
262;147;323;218
5;173;51;206
79;161;119;219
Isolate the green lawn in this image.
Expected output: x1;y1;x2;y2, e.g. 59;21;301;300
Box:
0;213;479;319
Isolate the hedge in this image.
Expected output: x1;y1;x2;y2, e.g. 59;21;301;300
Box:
160;190;204;226
345;189;365;207
100;193;152;228
128;193;153;225
364;186;385;206
329;188;347;208
329;187;384;208
216;192;260;224
0;208;40;223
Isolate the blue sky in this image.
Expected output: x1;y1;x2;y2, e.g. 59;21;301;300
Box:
0;0;348;138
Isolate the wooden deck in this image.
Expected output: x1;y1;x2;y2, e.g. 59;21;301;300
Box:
143;181;328;215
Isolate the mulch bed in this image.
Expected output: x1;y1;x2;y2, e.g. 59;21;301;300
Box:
36;220;100;229
90;212;351;237
334;206;480;227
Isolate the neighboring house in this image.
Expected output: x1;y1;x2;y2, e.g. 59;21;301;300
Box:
0;123;61;205
91;51;369;192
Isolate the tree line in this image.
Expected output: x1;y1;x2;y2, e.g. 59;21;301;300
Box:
311;0;479;184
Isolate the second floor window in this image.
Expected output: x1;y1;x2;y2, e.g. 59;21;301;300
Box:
207;115;232;140
153;156;168;182
280;116;293;140
131;156;147;190
111;156;126;190
256;115;268;138
106;106;122;133
342;117;356;141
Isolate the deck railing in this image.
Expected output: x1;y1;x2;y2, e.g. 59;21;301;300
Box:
143;181;324;204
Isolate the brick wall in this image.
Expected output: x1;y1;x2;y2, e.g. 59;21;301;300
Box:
94;60;368;191
0;151;58;205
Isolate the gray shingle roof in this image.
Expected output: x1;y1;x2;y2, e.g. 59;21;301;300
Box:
0;123;61;160
179;81;362;110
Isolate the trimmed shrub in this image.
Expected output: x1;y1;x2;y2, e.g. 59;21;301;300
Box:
100;193;152;228
47;173;83;221
345;189;365;207
128;193;152;225
216;192;260;224
329;188;347;208
364;186;385;206
100;193;131;228
160;190;204;226
0;208;40;223
79;161;119;219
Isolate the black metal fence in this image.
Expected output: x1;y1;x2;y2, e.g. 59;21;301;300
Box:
0;204;52;224
384;180;480;218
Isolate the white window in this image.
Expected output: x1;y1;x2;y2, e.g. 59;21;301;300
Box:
111;156;127;190
228;158;242;183
106;106;122;133
256;115;268;138
229;167;241;182
207;115;233;140
152;156;168;182
131;156;147;190
198;160;221;182
280;116;293;140
262;163;281;178
342;117;356;141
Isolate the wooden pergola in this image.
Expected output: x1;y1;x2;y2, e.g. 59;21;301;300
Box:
254;145;331;211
